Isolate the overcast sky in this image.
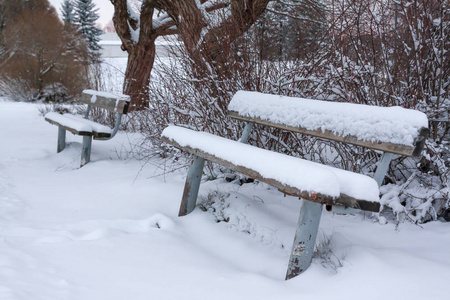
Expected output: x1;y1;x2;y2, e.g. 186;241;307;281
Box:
48;0;114;26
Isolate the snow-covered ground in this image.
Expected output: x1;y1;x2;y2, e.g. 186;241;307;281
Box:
1;101;449;300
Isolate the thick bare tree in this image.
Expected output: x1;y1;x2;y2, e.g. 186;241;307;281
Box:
110;0;272;110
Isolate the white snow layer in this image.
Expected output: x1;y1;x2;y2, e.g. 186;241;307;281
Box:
162;126;379;203
228;91;429;146
45;112;112;134
83;89;131;101
1;101;449;300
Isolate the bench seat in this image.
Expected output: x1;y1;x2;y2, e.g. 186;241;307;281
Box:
45;90;130;167
162;126;380;212
45;112;112;139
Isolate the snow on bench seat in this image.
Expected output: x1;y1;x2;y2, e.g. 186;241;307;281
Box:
162;126;380;212
228;91;429;157
45;112;112;138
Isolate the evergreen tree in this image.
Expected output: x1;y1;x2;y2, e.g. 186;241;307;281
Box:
61;0;75;25
73;0;102;62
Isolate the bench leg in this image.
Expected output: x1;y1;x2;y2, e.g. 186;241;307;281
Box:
57;127;66;153
373;152;394;187
238;122;254;144
80;136;92;167
285;200;323;280
179;155;205;216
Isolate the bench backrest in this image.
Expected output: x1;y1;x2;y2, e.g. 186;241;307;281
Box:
228;91;429;157
81;90;131;114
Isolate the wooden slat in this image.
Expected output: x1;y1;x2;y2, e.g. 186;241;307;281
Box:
161;136;380;212
45;117;92;136
80;93;130;114
44;117;111;139
228;111;429;158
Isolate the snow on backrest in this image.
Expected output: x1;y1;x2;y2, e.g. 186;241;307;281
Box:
81;90;131;114
228;91;428;148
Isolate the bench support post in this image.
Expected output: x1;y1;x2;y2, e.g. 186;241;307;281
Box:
84;104;91;119
373;152;394;187
179;155;205;216
81;136;92;167
286;200;323;280
238;122;254;144
57;127;66;153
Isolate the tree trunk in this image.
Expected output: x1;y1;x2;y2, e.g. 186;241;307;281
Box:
111;0;271;110
123;41;156;111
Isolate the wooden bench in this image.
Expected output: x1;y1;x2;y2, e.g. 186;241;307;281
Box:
45;90;130;167
161;91;429;280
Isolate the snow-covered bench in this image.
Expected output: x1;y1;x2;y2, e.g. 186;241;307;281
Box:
45;90;130;167
161;91;429;280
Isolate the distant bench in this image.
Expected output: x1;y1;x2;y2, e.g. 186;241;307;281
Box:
161;91;429;280
45;90;130;167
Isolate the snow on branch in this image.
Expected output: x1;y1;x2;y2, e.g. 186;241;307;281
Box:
153;12;178;36
126;0;140;42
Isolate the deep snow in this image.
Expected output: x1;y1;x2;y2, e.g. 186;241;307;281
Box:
0;101;449;300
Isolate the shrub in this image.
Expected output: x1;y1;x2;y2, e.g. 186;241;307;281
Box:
131;0;449;223
0;6;89;102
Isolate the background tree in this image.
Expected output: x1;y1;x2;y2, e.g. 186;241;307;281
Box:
110;0;272;110
74;0;102;62
258;0;327;61
61;0;75;25
0;0;7;38
0;0;89;101
0;0;53;49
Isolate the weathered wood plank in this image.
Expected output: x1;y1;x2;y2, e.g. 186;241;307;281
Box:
80;92;130;114
228;111;429;158
44;117;111;139
45;117;92;136
162;136;380;212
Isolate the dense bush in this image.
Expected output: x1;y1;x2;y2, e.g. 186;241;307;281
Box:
0;0;90;102
132;0;449;223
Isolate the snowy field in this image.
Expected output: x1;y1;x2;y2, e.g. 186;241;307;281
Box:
0;100;449;299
